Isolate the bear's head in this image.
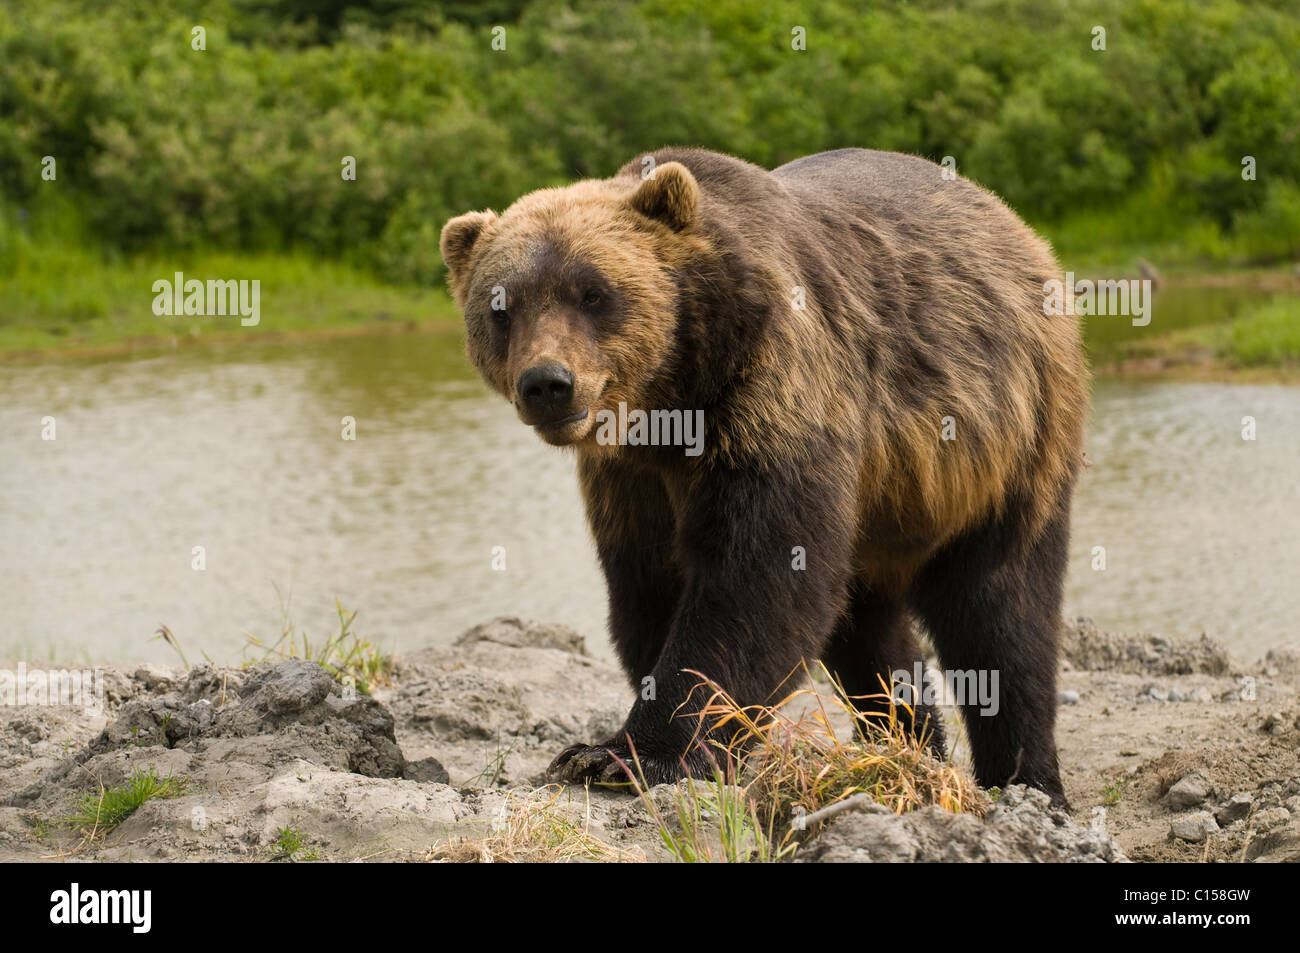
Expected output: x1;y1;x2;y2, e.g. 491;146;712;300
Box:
440;162;719;449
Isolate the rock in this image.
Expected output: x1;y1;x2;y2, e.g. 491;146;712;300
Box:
455;617;588;655
404;756;451;785
1165;773;1212;811
391;670;529;742
67;660;407;780
1245;814;1300;862
132;665;176;693
1144;684;1170;703
1059;690;1080;705
1252;807;1291;832
1171;812;1219;842
795;785;1124;863
331;695;406;777
1215;793;1254;825
242;660;335;714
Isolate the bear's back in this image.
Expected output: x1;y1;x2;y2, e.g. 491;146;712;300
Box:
773;147;948;200
773;148;1036;251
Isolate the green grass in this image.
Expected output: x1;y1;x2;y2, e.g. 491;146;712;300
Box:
1094;294;1300;373
0;207;459;355
63;767;192;838
1040;168;1300;277
270;826;320;862
241;588;394;696
1213;297;1300;367
638;770;792;864
3;198;1296;377
469;733;517;788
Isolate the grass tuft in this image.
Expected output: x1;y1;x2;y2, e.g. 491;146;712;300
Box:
270;826;320;862
1102;776;1128;806
63;767;192;838
244;587;393;694
623;664;986;861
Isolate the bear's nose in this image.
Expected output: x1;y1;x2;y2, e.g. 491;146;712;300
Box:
518;363;575;415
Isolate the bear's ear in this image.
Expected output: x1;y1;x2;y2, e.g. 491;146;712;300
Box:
627;161;698;231
440;210;498;278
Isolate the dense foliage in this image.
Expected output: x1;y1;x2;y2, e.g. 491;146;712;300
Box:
2;0;1297;282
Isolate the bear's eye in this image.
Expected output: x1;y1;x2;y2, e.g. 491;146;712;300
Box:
490;306;509;328
580;288;603;309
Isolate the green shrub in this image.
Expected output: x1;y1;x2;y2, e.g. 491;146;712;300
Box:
0;0;1296;284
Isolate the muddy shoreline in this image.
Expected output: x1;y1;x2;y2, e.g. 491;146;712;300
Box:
1;618;1296;862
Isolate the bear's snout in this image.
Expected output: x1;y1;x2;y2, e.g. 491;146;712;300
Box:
517;362;577;423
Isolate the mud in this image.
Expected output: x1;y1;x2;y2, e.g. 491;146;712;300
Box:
1;616;1295;862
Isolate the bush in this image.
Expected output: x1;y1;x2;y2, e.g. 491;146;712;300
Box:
1;0;1296;281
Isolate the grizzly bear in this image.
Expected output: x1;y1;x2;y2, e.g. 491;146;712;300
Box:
440;147;1088;806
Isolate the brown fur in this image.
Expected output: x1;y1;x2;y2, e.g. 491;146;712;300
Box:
441;147;1089;802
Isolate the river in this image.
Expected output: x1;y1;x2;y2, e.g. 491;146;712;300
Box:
2;328;1296;664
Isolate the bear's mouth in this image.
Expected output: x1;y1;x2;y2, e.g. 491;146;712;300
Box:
552;408;590;426
531;407;589;429
532;407;590;441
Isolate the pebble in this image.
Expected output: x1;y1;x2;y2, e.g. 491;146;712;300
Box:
1215;792;1254;825
1253;807;1291;832
1171;812;1219;842
1166;773;1212;810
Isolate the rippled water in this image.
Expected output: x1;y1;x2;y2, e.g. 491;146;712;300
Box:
1066;378;1300;656
2;330;1297;665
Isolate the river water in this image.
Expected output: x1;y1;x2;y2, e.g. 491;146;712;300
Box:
2;329;1296;665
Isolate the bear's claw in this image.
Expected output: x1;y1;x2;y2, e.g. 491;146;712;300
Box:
547;739;693;789
546;741;639;787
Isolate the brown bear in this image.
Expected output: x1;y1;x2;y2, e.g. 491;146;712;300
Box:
440;147;1088;806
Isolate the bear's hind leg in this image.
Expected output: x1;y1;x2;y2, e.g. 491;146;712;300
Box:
821;581;945;756
909;496;1072;808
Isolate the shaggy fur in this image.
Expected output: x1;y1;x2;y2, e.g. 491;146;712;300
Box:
440;147;1088;805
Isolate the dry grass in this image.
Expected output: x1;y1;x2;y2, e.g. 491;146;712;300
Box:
428;665;984;864
625;664;986;861
423;786;644;863
1150;751;1206;796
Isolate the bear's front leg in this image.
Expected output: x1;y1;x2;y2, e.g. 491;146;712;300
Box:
548;463;856;788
